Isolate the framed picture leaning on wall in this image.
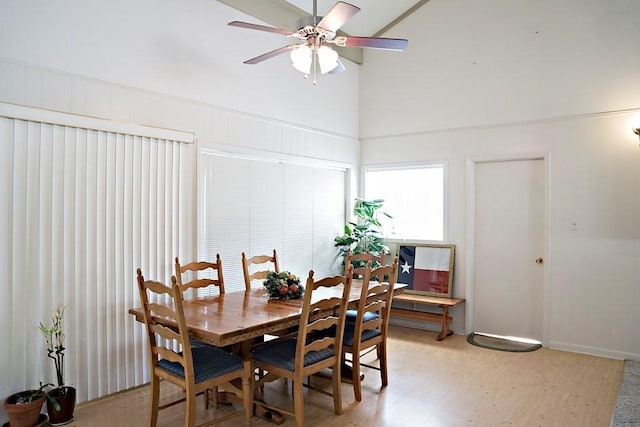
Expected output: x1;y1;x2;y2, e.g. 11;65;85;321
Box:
396;243;455;297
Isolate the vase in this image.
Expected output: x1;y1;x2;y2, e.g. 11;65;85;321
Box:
3;391;45;427
46;386;76;426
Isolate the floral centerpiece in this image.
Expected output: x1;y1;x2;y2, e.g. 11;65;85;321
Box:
263;271;304;299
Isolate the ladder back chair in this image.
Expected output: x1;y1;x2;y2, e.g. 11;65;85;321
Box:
342;257;399;402
175;254;228;375
251;269;353;427
343;250;387;323
136;269;252;427
344;250;385;277
175;255;225;296
241;249;279;291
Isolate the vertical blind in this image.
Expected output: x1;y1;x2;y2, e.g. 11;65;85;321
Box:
199;151;346;293
0;114;194;404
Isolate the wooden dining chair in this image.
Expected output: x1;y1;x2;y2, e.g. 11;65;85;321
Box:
241;249;279;290
342;257;398;402
136;269;252;427
343;250;387;323
175;255;228;406
344;250;385;277
175;255;225;297
251;269;353;427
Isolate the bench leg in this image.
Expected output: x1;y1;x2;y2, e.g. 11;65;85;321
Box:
436;306;454;341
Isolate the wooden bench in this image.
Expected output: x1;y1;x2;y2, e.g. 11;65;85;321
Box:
391;294;465;341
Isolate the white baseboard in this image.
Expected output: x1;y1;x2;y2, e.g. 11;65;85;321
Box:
547;341;640;361
391;319;638;360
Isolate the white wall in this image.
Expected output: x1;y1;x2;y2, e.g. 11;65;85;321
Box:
360;0;640;137
0;0;360;413
0;0;359;139
360;0;640;359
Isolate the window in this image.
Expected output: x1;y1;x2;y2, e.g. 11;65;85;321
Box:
364;164;445;241
198;150;347;292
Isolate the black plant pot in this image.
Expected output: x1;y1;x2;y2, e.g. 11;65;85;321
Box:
46;386;76;426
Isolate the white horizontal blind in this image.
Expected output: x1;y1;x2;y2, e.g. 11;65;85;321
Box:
311;167;346;276
199;152;345;293
0;115;194;406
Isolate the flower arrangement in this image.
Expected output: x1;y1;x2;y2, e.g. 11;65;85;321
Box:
39;305;67;388
39;305;77;424
263;271;304;299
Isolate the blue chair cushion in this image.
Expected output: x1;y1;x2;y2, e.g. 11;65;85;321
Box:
189;338;209;348
343;322;382;347
252;339;334;372
158;346;243;384
345;310;380;323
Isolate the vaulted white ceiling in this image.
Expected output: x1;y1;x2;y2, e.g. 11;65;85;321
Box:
218;0;429;64
284;0;426;36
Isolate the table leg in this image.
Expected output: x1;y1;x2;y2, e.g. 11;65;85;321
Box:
240;340;289;425
207;341;285;425
436;306;453;341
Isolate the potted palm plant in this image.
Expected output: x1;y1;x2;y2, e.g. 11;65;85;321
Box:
334;198;392;267
39;305;76;425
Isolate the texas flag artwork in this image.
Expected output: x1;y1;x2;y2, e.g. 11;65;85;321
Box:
398;245;453;296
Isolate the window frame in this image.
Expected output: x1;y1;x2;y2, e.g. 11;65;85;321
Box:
196;143;353;292
361;161;449;243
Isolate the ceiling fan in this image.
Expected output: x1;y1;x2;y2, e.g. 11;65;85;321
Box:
228;1;408;84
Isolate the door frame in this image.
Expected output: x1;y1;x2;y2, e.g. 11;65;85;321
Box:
465;152;551;345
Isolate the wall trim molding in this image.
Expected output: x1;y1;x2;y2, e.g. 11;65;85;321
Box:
198;140;352;171
0;101;195;143
0;57;358;142
361;106;640;142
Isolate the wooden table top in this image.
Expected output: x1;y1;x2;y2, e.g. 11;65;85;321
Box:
129;280;406;348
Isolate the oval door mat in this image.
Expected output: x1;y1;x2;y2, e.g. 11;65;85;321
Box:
467;333;541;352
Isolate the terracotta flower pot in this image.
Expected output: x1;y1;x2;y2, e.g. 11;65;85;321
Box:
3;390;45;427
46;386;76;426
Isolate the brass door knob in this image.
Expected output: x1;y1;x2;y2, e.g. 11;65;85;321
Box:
535;257;543;264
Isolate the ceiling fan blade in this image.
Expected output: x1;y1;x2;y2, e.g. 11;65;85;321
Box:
333;36;408;51
328;58;346;75
317;2;360;33
243;45;298;65
228;21;295;37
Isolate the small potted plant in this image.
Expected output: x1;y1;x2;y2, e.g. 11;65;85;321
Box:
3;382;50;427
39;305;76;425
263;271;304;299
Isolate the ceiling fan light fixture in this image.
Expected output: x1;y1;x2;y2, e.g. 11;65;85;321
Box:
317;45;339;74
229;1;408;83
290;45;312;74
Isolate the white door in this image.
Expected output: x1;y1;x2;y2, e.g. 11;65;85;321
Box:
473;159;545;341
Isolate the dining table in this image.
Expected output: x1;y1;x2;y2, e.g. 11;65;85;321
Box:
129;278;406;423
129;279;406;354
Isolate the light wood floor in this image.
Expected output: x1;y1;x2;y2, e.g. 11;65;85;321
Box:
67;325;624;426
